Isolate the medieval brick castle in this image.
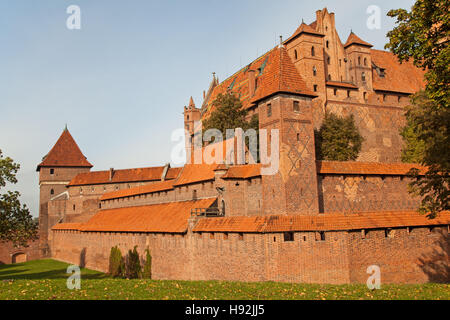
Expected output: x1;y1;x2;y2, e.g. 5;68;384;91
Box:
2;8;449;284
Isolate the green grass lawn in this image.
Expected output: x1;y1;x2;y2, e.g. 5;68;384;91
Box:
0;259;448;300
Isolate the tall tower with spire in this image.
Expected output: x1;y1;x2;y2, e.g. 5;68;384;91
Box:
183;97;201;163
36;127;92;257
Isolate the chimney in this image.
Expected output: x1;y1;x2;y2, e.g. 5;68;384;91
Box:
109;168;115;181
248;69;256;97
161;163;170;181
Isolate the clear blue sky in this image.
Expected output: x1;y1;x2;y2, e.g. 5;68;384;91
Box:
0;0;415;217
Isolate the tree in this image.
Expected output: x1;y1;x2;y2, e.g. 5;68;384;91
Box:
400;91;428;163
386;0;449;217
125;246;141;279
315;113;363;161
108;246;125;278
0;150;38;247
203;92;257;139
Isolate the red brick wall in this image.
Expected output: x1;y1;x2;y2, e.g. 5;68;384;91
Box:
51;224;448;284
0;240;40;265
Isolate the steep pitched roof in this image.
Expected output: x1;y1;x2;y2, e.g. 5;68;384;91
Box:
201;46;315;119
371;49;426;94
193;211;450;233
284;22;324;44
344;32;373;48
68;166;182;187
37;129;92;171
251;46;317;103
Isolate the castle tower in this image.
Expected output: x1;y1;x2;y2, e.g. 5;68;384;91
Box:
251;45;319;215
344;32;374;99
36;127;92;256
183;97;201;163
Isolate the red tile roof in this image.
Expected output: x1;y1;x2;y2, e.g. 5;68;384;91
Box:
326;81;358;89
251;46;317;103
78;198;217;233
344;32;373;48
316;161;427;176
193;211;450;233
284;22;324;44
221;164;262;179
68;167;181;187
51;223;83;231
37;129;92;171
371;49;426;94
100;180;175;201
173;164;217;187
202;46;315;119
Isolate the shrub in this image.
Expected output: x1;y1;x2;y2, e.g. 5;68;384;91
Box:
108;246;124;278
315;113;363;161
142;248;152;279
125;246;141;279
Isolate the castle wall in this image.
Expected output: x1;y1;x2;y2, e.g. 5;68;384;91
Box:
51;224;448;284
0;240;40;265
318;175;421;213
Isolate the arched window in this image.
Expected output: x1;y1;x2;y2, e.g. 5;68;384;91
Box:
362;72;366;82
313;66;317;76
294;49;298;60
328;74;332;80
50;189;54;195
358;56;361;65
192;189;197;200
221;200;226;216
327;57;330;65
364;58;367;66
311;46;315;57
326;40;329;48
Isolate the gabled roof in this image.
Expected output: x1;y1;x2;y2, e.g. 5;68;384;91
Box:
173;164;217;187
201;46;315;119
251;46;317;103
193;211;450;233
284;22;324;44
37;129;92;171
68;166;182;187
344;32;373;48
221;164;262;180
371;49;426;94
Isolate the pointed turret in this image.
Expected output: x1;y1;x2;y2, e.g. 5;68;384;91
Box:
37;128;92;171
188;96;196;108
344;31;373;49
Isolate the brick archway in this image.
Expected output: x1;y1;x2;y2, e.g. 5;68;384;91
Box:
11;252;27;264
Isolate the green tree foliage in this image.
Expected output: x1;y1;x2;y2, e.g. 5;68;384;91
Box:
108;246;125;278
400;91;428;163
386;0;449;217
125;246;141;279
203;92;258;139
315;113;363;161
0;150;38;247
142;248;152;279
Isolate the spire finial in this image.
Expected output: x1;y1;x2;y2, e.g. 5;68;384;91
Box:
279;35;283;48
64;123;68;131
302;18;304;24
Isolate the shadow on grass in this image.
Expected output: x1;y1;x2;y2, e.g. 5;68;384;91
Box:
0;260;107;280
